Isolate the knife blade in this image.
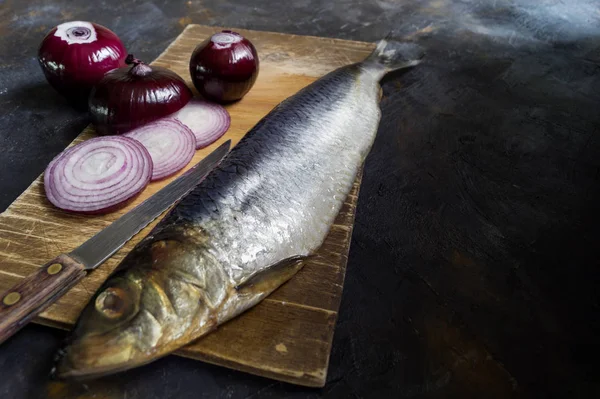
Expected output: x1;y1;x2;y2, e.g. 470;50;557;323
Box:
0;140;231;344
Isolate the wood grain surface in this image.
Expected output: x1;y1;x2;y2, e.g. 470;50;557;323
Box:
0;25;375;387
0;254;86;345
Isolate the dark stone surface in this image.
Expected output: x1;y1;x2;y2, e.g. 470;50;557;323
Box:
1;0;600;398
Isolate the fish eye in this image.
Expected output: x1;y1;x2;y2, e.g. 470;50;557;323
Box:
95;287;129;319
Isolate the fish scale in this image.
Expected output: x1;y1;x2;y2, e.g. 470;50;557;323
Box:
54;38;424;379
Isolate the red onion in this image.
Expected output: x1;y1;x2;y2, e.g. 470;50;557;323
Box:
125;119;196;181
44;136;153;214
38;21;127;105
89;55;193;135
189;30;259;103
173;100;231;149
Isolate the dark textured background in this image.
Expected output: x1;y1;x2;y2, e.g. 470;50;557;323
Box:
1;0;600;398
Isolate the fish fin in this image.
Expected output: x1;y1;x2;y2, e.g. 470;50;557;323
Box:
235;255;309;293
365;38;425;72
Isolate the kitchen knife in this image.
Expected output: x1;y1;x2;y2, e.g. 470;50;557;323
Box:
0;140;231;344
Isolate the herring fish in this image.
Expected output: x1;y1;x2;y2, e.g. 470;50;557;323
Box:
54;39;424;378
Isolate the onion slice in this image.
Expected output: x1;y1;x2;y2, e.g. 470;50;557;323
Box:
125;119;196;181
44;136;153;214
173;100;231;149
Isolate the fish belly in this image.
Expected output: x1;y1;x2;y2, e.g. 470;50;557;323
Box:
163;64;382;287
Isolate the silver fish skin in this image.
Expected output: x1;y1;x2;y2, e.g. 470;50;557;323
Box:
54;39;424;379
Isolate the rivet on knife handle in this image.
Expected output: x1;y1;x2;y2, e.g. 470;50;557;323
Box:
0;254;87;344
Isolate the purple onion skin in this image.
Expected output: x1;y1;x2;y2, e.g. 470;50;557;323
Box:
89;61;193;135
189;30;259;103
38;22;127;106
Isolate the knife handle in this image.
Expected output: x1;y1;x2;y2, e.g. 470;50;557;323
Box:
0;254;87;345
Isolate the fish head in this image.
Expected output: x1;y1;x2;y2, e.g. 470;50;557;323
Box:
52;272;150;379
52;236;222;379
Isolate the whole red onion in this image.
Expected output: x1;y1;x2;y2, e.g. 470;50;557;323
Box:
189;30;259;103
89;55;193;135
38;21;127;105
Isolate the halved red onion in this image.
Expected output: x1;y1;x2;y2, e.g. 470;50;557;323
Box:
44;136;153;214
173;100;231;149
89;56;193;135
125;119;196;181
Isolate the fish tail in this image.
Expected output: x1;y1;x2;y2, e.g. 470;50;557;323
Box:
364;38;425;72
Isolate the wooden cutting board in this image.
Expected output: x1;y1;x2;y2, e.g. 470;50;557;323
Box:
0;25;375;387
